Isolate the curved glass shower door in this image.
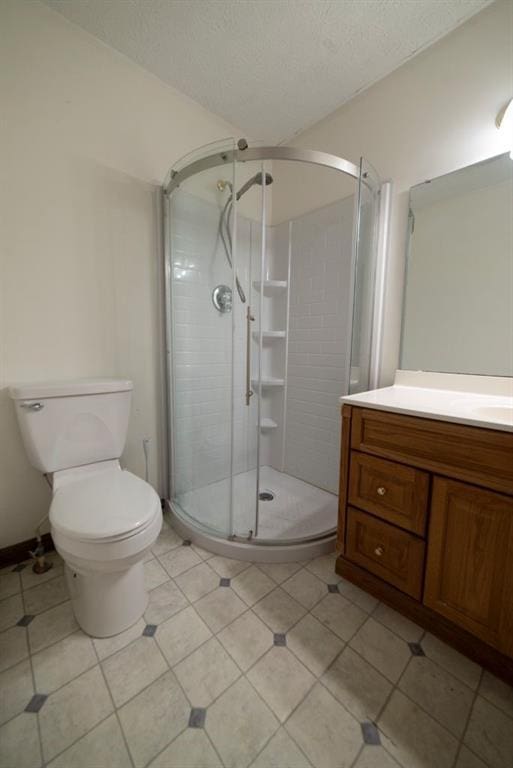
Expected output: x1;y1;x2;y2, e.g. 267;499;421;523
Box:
166;141;267;539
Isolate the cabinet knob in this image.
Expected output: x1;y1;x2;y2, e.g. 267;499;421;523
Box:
377;486;387;496
374;546;384;557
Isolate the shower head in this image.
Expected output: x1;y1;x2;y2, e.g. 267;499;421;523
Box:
235;172;274;201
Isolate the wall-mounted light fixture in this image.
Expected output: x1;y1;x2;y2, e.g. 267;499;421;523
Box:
496;99;513;159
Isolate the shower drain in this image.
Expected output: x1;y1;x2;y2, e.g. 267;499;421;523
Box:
259;490;275;502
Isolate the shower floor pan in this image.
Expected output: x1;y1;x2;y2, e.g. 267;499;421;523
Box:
168;466;337;562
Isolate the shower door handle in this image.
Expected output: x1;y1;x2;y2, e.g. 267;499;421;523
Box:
246;306;255;406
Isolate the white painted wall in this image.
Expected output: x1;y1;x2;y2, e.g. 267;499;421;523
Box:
273;0;513;385
401;176;513;376
0;0;240;547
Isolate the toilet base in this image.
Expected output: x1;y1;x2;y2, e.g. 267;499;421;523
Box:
64;560;148;638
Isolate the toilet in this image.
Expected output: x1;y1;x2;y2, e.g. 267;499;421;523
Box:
9;378;162;638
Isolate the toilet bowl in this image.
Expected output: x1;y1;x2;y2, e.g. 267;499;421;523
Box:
9;378;162;637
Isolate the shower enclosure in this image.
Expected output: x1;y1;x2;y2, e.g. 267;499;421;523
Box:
163;139;386;559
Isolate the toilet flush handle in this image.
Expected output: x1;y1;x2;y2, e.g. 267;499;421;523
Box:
20;402;44;411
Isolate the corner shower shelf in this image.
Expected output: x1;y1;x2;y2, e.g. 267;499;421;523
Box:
252;280;288;295
259;418;278;430
252;330;286;340
252;378;285;388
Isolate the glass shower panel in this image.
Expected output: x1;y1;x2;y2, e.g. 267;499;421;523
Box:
229;161;268;538
349;157;380;394
167;144;237;538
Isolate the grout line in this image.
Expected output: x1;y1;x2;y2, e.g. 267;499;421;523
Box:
18;575;45;768
451;667;485;768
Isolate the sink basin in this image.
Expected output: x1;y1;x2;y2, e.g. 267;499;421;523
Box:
472;405;513;425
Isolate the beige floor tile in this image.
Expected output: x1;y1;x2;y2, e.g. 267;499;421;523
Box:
159;547;202;578
337;578;379;612
372;603;423;643
156;606;212;667
23;575;68;616
253;588;307;634
28;601;78;654
144;559;170;590
322;646;392;721
0;593;24;632
174;637;240;706
208;556;252;579
231;566;275;606
32;630;97;693
378;689;458;768
206;677;279;768
48;713;131;768
0;659;34;726
350;618;411;683
195;588;247;633
251;727;311;768
151;525;182;556
102;635;167;707
0;712;41;768
0;625;28;672
282;569;326;610
144;580;188;625
217;610;273;671
0;569;21;600
399;655;474;737
464;696;513;768
286;683;361;768
93;618;145;661
353;746;401;768
255;562;302;584
191;543;215;561
248;647;315;722
149;729;222;768
39;666;113;762
422;633;481;690
175;562;220;602
287;614;343;677
455;746;488;768
20;554;64;591
118;670;189;768
311;593;367;641
479;671;513;718
304;553;339;585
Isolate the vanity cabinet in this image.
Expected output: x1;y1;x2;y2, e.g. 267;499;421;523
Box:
337;404;513;683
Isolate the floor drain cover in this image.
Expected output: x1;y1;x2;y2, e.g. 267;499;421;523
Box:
259;490;275;502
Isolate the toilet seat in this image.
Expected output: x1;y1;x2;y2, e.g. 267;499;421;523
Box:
50;467;161;543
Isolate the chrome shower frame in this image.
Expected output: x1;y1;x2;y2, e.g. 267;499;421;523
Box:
162;140;390;554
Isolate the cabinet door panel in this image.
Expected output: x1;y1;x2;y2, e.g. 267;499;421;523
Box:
424;478;513;653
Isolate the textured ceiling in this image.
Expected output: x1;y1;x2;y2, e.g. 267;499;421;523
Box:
43;0;491;143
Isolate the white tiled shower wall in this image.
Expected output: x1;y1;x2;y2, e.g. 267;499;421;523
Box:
170;190;354;500
283;197;354;493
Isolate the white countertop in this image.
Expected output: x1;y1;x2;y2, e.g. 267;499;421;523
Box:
340;371;513;432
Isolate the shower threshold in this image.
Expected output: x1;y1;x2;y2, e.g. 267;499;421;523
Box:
167;466;337;563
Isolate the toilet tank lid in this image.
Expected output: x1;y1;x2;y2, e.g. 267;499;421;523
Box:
9;378;133;400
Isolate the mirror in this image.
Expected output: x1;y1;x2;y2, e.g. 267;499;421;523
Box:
400;153;513;377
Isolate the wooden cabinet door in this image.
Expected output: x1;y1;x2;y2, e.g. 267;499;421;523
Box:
425;478;513;654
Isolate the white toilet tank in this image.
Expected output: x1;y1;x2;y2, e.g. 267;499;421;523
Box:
9;378;133;473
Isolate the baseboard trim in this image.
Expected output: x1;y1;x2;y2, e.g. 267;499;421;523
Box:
0;532;55;570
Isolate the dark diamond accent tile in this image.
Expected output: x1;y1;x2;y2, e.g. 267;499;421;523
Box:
274;633;287;647
182;539;192;547
219;578;231;587
143;624;157;637
12;563;27;572
25;694;47;713
408;642;425;656
361;721;381;745
327;583;339;593
17;615;35;627
189;707;206;728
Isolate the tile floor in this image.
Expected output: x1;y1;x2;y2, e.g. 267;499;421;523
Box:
1;519;512;768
